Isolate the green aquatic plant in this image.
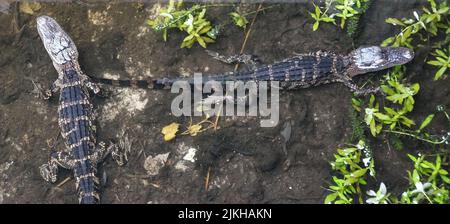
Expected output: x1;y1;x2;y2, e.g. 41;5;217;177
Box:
382;0;449;48
363;154;450;204
383;105;450;146
427;44;450;80
309;0;370;33
147;2;274;48
229;11;249;29
401;154;450;204
310;3;336;31
325;0;450;205
363;75;419;137
325;140;375;204
366;182;391;204
147;1;216;48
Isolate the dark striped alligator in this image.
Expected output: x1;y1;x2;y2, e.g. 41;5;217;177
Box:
91;46;414;96
36;16;128;204
35;15;413;203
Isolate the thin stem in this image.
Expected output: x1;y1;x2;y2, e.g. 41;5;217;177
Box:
422;191;433;204
383;129;448;145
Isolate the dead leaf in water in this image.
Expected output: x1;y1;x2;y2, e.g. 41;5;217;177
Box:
19;1;41;15
186;124;202;136
161;122;179;141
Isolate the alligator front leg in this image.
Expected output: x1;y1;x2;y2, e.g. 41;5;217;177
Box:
205;50;261;70
335;74;382;96
83;76;114;98
31;78;63;100
340;79;381;96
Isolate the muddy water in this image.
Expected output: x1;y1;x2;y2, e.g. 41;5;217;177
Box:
0;1;448;203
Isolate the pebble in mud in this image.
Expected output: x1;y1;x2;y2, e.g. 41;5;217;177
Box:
143;152;170;176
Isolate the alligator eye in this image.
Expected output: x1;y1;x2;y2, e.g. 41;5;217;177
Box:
374;58;384;65
402;51;412;59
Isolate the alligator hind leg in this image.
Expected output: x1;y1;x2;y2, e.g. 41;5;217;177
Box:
112;133;132;166
39;150;74;183
91;138;131;166
205;50;261;70
84;77;115;98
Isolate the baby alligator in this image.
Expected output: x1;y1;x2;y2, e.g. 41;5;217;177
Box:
36;16;126;204
92;47;414;95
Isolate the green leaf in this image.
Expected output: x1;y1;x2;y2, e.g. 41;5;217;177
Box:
407;154;417;162
322;17;335;23
183;34;194;42
197;36;206;48
313;21;320;31
198;25;211;34
434;66;447;80
198;8;206;19
351;169;368;178
381;37;395;47
374;112;391;121
441;175;450;184
435;49;447;58
202;36;215;43
427;60;443;67
381;85;395;95
315;5;321;17
386;18;406;26
370;119;377;136
400;116;415;127
369;94;376;107
419;114;434;130
324;193;338;204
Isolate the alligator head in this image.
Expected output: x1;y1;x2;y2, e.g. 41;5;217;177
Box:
347;46;414;76
37;16;78;66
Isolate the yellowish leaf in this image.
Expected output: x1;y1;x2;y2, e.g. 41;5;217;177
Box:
20;2;41;15
161;122;180;141
187;124;202;136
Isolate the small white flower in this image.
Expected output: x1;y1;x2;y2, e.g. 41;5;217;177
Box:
363;157;371;167
413;11;420;21
365;182;389;204
379;182;387;195
356;140;365;150
367;190;377;197
184;15;193;27
412;182;431;194
415;182;424;192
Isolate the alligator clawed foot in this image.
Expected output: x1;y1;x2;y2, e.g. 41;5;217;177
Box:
96;87;113;98
354;86;383;97
111;134;131;166
31;80;52;100
39;162;58;183
205;50;260;69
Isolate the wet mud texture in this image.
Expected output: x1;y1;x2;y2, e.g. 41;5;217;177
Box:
0;1;449;203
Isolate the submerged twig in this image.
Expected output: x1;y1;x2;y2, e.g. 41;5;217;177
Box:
234;3;263;71
56;176;72;188
204;166;211;191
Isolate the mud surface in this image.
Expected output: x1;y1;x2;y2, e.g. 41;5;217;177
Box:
0;1;449;203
